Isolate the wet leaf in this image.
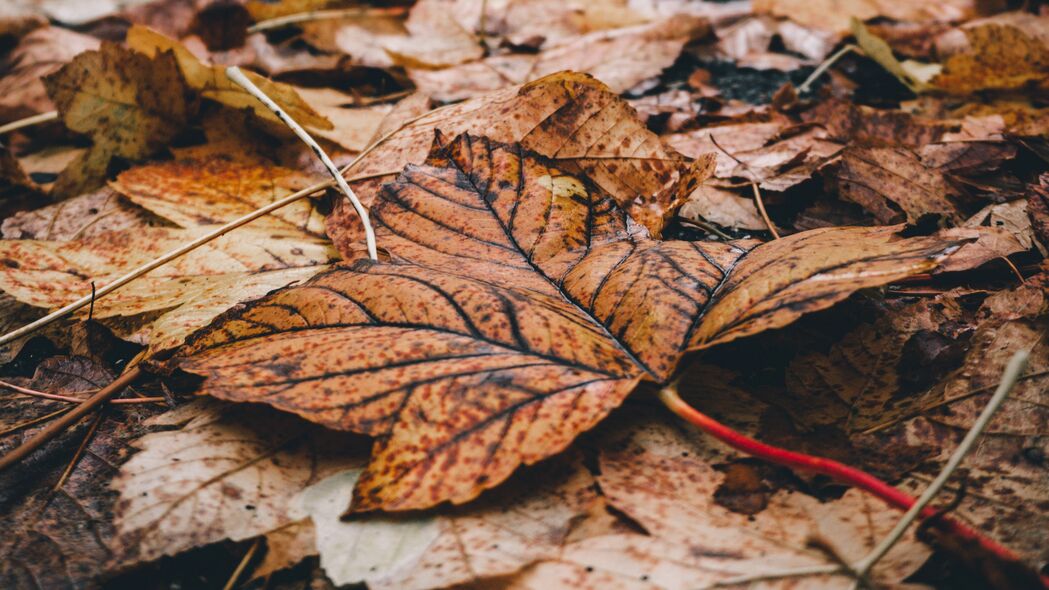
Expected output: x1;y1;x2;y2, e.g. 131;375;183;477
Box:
173;134;960;513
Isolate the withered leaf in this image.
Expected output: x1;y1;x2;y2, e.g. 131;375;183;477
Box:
932;22;1049;94
837;146;960;224
125;25;332;131
334;71;705;245
0;226;336;353
0;26;99;121
42;42;196;197
173;134;960;513
1;186;163;241
405;16;709;103
295;456;596;589
111;400;366;566
110;155;327;237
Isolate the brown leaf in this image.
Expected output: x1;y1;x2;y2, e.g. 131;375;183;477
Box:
125;25;332;130
0;356;161;589
0;26;99;121
43;42;196;197
110;399;367;566
933;22;1049;94
837;146;959;224
110;156;327;236
405;16;709;102
803;97;951;149
173;134;959;513
332;71;705;244
295;456;597;589
1;186;162;240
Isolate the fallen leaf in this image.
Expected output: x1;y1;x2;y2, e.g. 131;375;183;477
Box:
405;16;709;102
110;155;327;237
802;97;951;149
936;226;1026;273
42;42;196;196
332;71;709;245
172;134;960;514
753;0;979;36
0;356;160;589
932;22;1049;94
851;18;940;93
297;455;596;590
382;0;484;68
836;146;959;224
678;184;766;231
1;186;162;240
0;26;99;121
110;399;367;566
0;226;336;353
125;25;332;130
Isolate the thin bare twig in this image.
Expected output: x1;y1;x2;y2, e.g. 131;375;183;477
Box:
247;7;407;33
750;181;781;239
849;350;1029;586
223;538;261;590
0;378;163;404
226;66;378;261
53;410;104;491
0;367;143;473
0;110;59;135
798;44;860;93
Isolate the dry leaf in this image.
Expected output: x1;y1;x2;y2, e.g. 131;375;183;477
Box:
110;156;327;237
172;134;960;514
837;146;959;224
933;22;1049;94
0;26;99;121
296;456;596;589
383;0;484;68
678;184;766;231
110;399;367;566
851;18;939;93
753;0;979;36
125;25;332;130
2;186;162;240
42;42;196;196
406;16;709;102
332;71;708;245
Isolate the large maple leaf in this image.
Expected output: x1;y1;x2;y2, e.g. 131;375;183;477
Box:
171;134;960;513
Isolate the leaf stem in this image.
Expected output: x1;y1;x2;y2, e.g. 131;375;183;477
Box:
750;181;780;239
0;378;163;404
226;66;378;261
657;375;1039;580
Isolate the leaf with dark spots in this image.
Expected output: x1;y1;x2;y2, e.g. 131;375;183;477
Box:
171;134;962;513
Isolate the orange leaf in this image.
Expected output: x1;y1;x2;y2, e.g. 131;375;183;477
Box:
173;135;961;513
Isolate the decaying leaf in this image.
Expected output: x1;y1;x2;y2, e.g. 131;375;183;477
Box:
126;25;332;130
932;22;1049;94
111;400;367;566
42;42;196;196
0;226;336;352
837;146;959;224
0;25;99;121
172;134;960;513
333;71;710;244
405;16;709;102
294;455;596;589
110;155;326;236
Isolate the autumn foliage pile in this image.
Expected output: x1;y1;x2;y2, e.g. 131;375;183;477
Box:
0;1;1047;589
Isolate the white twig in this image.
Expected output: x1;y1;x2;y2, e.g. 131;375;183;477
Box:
0;180;332;348
849;349;1030;587
698;564;844;589
798;44;860;93
0;111;59;135
226;66;378;261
